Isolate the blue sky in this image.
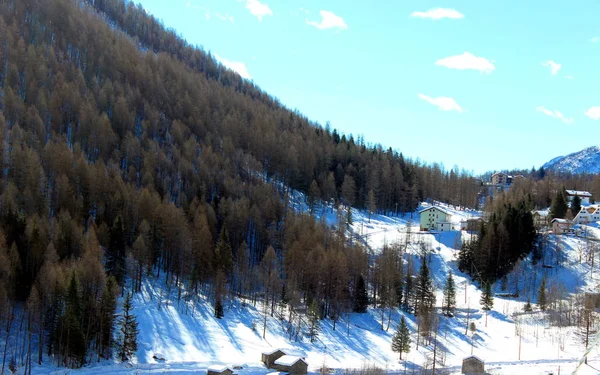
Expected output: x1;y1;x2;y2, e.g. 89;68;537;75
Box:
136;0;600;174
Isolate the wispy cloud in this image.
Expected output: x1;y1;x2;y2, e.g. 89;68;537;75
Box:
418;94;463;113
307;10;348;30
411;8;464;20
585;107;600;120
435;52;495;74
566;75;574;80
536;106;573;125
239;0;272;21
541;60;561;75
215;13;234;23
215;54;251;79
591;36;600;43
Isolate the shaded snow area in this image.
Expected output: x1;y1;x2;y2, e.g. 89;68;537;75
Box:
30;198;600;375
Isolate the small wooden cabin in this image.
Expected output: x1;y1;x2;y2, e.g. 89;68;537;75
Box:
261;349;286;368
207;365;233;375
461;356;485;374
273;355;308;375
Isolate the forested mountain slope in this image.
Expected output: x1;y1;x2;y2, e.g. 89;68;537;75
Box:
0;0;483;370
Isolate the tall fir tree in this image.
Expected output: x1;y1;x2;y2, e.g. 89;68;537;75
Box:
117;293;139;362
353;275;368;313
391;316;411;360
550;189;568;219
308;300;321;343
214;225;233;277
571;195;582;218
63;275;86;367
414;257;435;315
106;216;126;286
480;282;494;327
443;272;456;317
537;278;547;311
99;277;117;359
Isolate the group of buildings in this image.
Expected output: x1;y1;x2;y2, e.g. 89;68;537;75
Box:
206;349;308;375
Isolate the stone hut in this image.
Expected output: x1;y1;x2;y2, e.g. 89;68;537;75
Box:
261;349;286;368
462;356;485;374
207;365;233;375
273;355;308;375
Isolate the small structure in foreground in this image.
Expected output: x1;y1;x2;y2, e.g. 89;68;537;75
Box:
261;349;287;368
207;365;233;375
273;355;308;375
461;355;485;374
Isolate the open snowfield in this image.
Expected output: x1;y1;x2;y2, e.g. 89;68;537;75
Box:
28;200;600;375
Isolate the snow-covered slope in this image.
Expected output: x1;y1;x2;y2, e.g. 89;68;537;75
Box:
30;202;600;375
543;145;600;174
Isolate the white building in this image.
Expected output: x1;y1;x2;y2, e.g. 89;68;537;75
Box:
573;205;600;224
566;190;592;206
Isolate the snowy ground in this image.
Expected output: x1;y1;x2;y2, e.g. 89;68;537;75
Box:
29;199;600;375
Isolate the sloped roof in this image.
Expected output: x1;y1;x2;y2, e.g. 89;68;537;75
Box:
418;206;453;216
274;355;307;366
551;218;571;224
262;348;286;356
566;190;592;197
207;365;232;373
463;355;484;363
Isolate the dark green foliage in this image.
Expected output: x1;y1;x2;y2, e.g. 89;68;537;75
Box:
524;298;532;312
391;316;411;360
215;297;224;319
571;195;582;217
214;226;233;276
308;300;320;342
61;275;86;367
414;258;435;315
107;216;126;286
480;283;494;311
458;199;537;283
353;275;369;313
99;277;118;359
117;293;139;362
443;272;456;317
550;190;568;220
537;278;547;311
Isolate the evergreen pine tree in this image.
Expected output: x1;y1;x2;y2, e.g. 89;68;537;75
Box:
215;296;224;319
572;195;582;218
99;277;117;359
550;189;568;219
391;316;411;360
443;272;456;317
537;278;547;311
63;275;86;367
480;282;494;327
214;225;233;276
117;293;139;362
414;257;435;315
523;298;532;312
107;215;127;285
308;300;321;342
353;275;368;313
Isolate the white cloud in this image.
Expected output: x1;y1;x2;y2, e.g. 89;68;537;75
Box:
215;13;234;23
214;54;252;79
418;94;463;113
411;8;464;20
536;106;573;125
240;0;272;21
307;10;348;30
566;75;574;80
541;60;561;75
435;52;495;74
591;36;600;43
585;107;600;120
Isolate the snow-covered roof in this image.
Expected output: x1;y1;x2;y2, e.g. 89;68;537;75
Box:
552;218;571;224
463;355;484;363
418;206;452;216
566;190;592;197
207;365;231;372
262;348;286;356
274;355;307;366
532;210;549;217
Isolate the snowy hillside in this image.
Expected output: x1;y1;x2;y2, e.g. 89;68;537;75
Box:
543;145;600;174
29;200;600;375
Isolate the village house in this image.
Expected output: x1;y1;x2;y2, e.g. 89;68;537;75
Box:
566;190;592;206
419;206;453;232
532;210;550;230
551;218;572;235
573;205;600;224
261;349;286;368
461;355;485;374
272;355;308;375
207;365;233;375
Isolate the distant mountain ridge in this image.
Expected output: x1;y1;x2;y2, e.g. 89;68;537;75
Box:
543;146;600;174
